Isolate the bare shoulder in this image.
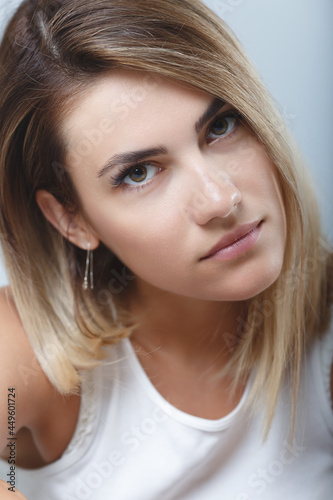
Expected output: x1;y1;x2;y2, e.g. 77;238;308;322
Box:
0;286;52;453
0;286;81;468
0;480;27;499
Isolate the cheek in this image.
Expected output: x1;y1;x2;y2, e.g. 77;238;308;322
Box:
239;147;285;212
237;149;287;253
89;202;182;272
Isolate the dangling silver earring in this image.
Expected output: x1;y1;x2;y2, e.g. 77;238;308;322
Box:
82;242;94;290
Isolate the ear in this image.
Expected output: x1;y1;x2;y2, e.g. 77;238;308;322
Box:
35;189;100;250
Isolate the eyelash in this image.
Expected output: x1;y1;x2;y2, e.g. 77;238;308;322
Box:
206;110;242;144
110;163;161;191
110;109;242;190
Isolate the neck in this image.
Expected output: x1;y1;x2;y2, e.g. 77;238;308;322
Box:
125;279;245;364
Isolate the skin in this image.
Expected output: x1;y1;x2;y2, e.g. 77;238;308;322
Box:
0;480;27;500
0;287;80;489
56;71;286;303
36;69;287;416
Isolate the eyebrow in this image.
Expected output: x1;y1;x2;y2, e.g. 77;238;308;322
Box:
194;97;225;134
97;97;225;178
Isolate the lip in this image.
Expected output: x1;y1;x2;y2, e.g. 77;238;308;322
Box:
200;220;263;262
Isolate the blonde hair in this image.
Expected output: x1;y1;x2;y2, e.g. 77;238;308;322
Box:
0;0;331;438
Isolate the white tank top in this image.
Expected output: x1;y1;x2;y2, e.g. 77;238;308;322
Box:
1;322;332;499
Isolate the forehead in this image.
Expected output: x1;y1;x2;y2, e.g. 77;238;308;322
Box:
62;69;211;153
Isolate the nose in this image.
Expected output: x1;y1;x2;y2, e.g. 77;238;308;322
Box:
186;164;241;225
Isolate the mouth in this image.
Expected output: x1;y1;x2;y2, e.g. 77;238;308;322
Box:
200;220;264;262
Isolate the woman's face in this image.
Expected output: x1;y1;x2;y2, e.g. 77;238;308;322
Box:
62;70;286;302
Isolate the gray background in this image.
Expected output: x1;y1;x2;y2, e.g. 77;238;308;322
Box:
0;0;332;286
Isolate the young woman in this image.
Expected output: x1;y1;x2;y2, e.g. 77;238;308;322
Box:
0;0;332;499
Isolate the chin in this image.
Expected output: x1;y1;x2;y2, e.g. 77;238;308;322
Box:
232;259;284;301
201;255;285;303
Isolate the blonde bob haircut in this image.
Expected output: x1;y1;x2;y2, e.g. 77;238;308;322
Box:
0;0;332;438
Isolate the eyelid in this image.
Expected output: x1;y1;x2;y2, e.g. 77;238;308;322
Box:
207;108;241;127
205;108;242;142
110;162;160;189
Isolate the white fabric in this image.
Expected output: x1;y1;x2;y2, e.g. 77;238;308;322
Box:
1;322;332;500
